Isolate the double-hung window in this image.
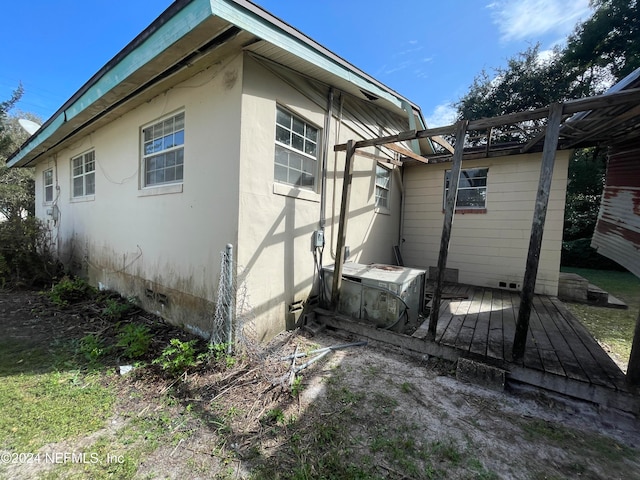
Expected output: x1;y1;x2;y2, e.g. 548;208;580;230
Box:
142;112;185;187
444;167;488;210
43;168;54;203
274;107;318;190
72;151;95;198
375;164;391;209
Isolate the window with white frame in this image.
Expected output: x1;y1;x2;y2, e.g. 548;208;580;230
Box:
142;112;184;187
375;164;391;209
444;167;488;209
43;168;53;203
72;151;95;197
274;106;318;190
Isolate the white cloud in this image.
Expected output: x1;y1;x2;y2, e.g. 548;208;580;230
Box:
425;103;457;128
488;0;592;42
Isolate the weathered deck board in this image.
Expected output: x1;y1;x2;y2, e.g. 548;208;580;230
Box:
527;301;566;376
548;296;626;390
470;289;493;357
486;289;504;360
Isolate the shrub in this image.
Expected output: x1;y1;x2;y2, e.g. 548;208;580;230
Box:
116;323;152;359
153;339;201;375
102;297;135;321
561;238;626;270
48;276;97;307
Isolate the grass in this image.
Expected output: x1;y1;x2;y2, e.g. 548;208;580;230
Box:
560;267;640;367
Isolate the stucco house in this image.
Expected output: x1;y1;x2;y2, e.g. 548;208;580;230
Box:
8;0;436;341
9;0;572;343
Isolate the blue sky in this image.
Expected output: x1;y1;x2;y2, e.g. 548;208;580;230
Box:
1;0;593;128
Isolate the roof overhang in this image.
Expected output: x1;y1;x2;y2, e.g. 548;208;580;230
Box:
8;0;425;168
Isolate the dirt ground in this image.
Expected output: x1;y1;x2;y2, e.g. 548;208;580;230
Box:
2;289;640;479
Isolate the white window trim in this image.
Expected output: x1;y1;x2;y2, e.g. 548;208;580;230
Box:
444;167;488;211
140;110;185;189
273;106;320;195
375;163;391;214
43;168;54;204
71;150;96;199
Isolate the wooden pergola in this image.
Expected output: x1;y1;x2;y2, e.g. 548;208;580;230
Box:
331;84;640;385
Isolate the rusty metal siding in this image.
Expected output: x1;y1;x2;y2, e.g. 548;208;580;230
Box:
592;145;640;277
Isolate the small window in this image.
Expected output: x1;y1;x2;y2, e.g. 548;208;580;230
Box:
71;151;95;198
142;112;185;187
375;164;391;209
444;168;488;209
43;168;53;203
274;106;318;190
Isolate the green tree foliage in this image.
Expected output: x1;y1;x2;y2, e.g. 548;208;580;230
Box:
563;0;640;82
0;86;58;285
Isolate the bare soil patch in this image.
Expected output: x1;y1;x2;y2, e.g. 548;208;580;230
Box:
1;289;640;479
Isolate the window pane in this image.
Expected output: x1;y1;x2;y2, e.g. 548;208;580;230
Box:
85;172;95;195
275;147;288;165
444;168;488;208
274;165;288;183
292;133;304;151
289;170;302;186
176;165;183;181
276;108;290;127
45;186;53;202
303;157;315;175
166;150;176;167
304;140;317;156
307;127;318;143
276;125;290;145
176;148;184;165
292;117;305;135
73;177;84;197
174;113;184;130
165;168;175;182
174;130;184;146
290;154;302;171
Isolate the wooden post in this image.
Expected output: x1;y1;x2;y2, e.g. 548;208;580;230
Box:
428;120;468;338
331;140;356;310
512;103;563;360
626;307;640;386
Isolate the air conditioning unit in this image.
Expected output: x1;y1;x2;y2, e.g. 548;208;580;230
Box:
323;263;426;332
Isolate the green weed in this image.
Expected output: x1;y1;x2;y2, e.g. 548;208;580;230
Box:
48;276;97;307
153;338;201;375
116;323;152;359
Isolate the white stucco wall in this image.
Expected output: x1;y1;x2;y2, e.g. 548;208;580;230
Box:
401;151;571;296
33;52;408;342
34;56;244;336
238;56;403;341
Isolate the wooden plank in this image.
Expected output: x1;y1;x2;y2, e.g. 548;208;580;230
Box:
353;148;402;166
513;103;563;359
428;120;469;337
438;293;474;346
470;289;493;358
486;289;504;361
547;297;623;389
383;143;428;164
455;287;483;352
330;140;356;309
412;300;450;340
315;308;461;362
527;298;566;377
536;296;611;387
506;291;544;370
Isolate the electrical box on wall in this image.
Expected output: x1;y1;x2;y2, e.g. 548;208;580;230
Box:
313;229;325;248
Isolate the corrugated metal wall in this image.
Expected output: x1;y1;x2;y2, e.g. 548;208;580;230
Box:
592;144;640;277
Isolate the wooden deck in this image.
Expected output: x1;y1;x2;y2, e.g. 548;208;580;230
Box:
317;283;639;414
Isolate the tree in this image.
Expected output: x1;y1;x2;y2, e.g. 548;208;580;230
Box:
0;87;57;285
0;85;36;222
563;0;640;82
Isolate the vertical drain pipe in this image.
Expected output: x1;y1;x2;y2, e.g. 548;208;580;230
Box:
319;87;334;229
225;243;234;354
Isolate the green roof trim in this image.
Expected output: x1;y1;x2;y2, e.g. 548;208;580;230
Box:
212;0;407;109
65;0;212;122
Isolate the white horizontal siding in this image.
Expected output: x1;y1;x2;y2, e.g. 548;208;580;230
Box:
401;152;570;295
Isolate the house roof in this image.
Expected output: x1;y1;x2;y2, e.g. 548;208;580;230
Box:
8;0;426;168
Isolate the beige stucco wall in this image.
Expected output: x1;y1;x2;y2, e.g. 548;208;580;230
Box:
34;56;244;337
238;56;403;341
401;151;571;296
33;52;407;342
